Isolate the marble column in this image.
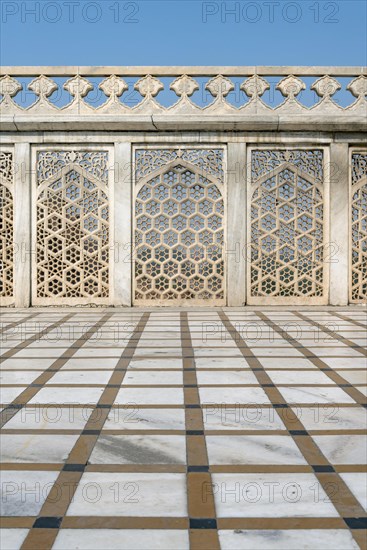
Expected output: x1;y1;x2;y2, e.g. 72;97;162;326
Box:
14;142;31;307
227;142;247;306
113;142;132;306
329;142;349;305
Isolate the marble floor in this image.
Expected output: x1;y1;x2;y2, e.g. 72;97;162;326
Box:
0;307;366;550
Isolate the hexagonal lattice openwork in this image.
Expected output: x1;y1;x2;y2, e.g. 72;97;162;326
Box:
35;151;110;303
134;150;225;305
250;150;325;302
351;152;367;302
0;151;14;303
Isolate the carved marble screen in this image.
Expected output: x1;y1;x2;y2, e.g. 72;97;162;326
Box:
33;149;111;305
350;151;367;302
0;150;14;305
134;148;226;305
249;149;327;304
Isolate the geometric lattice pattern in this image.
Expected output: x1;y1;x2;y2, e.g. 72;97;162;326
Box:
250;150;324;299
0;151;14;300
134;152;225;304
36;151;110;300
350;151;367;302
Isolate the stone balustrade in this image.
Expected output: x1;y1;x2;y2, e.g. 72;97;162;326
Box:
0;66;366;130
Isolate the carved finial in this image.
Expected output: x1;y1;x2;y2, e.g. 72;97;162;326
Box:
276;75;306;98
99;75;128;99
28;75;58;99
0;75;22;98
311;75;341;98
347;75;367;98
206;75;234;98
63;75;93;99
170;75;199;97
241;75;270;98
134;75;164;98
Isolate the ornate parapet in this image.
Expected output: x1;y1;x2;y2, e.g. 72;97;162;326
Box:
0;66;366;131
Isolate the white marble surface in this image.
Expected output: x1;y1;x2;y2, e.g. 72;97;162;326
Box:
277;386;355;404
0;358;55;370
196;370;258;385
292;406;367;430
258;358;316;369
267;370;333;384
67;473;187;516
123;370;183;385
115;387;184;405
203;407;285;431
0;371;43;384
0;387;27;403
0;529;29;550
218;529;359;549
59;358;119;370
53;529;190;550
89;435;186;464
47;371;113;385
336;370;367;384
340;472;367;511
195;357;250;369
103;407;186;430
206;435;307;465
212;473;339;518
313;435;367;464
5;407;94;430
322;358;367;369
0;470;59;515
28;387;104;404
199;387;271;405
1;434;79;463
128;358;183;369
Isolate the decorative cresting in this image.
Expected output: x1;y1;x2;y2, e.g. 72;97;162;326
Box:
0;69;366;131
35;151;110;303
350;152;367;302
134;149;225;305
250;150;325;303
0;151;14;304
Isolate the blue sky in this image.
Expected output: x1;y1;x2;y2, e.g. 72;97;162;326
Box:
1;0;366;66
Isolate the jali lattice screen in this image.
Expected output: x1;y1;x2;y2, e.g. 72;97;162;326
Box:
249;149;326;303
350;151;367;302
0;150;14;304
134;148;225;305
35;150;110;304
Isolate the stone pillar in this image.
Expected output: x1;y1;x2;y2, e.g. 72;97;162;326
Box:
329;142;349;305
113;142;132;306
227;142;247;306
14;142;31;307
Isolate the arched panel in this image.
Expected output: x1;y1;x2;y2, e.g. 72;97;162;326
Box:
34;150;111;304
0;150;14;305
350;151;367;302
133;150;226;305
248;149;327;304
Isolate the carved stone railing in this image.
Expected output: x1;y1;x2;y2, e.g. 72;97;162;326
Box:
0;66;366;131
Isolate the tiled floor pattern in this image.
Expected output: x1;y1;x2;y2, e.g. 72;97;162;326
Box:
0;308;366;550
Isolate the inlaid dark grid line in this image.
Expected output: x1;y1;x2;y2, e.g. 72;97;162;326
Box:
253;311;367;547
333;311;367;329
0;313;115;429
293;311;367;357
19;312;150;550
181;311;220;550
0;312;41;336
219;310;366;549
257;312;366;406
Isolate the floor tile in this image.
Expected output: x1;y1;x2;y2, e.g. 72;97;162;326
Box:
66;473;187;516
53;529;190;550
